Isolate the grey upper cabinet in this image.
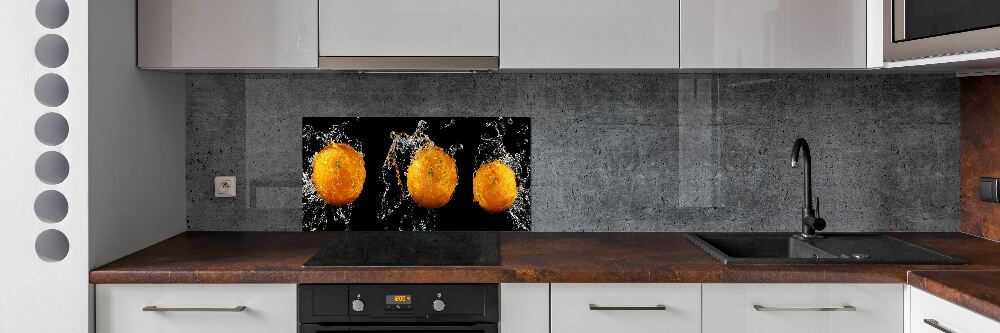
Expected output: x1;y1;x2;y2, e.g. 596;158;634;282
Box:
316;0;500;71
681;0;877;69
319;0;499;57
500;0;680;69
138;0;318;69
133;0;881;70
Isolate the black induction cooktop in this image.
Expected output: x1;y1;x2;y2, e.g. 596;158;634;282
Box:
303;232;500;266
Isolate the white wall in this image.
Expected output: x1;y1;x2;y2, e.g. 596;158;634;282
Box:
0;0;90;331
0;0;185;331
88;0;186;269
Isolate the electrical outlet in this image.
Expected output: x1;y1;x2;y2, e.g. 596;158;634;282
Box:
215;176;236;198
980;177;999;202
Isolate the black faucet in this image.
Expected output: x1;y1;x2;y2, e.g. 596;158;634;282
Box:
791;138;826;237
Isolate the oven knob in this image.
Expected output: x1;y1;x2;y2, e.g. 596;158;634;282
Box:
432;299;446;312
352;299;365;312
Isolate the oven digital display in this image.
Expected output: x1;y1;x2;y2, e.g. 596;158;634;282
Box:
386;295;412;305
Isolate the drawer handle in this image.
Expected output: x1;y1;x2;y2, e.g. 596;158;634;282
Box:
923;319;955;333
143;306;247;312
588;304;667;311
753;304;856;312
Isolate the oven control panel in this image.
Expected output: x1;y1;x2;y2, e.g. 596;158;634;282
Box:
299;284;498;324
351;285;469;317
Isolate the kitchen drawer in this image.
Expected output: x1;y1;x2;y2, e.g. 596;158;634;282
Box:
96;284;296;333
910;287;1000;333
550;283;700;333
703;283;903;333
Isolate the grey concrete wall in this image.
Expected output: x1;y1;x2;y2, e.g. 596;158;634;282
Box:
186;73;959;232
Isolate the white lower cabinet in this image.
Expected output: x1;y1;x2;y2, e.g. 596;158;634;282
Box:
500;283;549;333
909;287;1000;333
96;284;297;333
702;283;904;333
93;282;1000;333
550;283;701;333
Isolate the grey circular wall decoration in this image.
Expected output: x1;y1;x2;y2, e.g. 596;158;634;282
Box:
36;0;69;29
34;0;73;266
35;112;69;145
35;229;69;262
34;73;69;107
35;151;69;185
34;190;68;223
35;34;68;68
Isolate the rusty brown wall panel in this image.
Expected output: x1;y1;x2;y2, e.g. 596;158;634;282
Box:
961;76;1000;242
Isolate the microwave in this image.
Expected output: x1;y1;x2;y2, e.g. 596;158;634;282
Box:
884;0;1000;62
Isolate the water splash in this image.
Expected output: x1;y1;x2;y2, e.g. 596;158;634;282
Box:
475;117;531;230
445;143;463;156
377;120;464;231
301;119;363;231
440;118;456;130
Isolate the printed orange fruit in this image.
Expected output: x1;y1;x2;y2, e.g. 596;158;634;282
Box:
472;160;518;214
311;143;366;206
406;145;458;209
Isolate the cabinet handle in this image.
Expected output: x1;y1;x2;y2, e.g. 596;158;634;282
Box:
753;304;856;312
588;304;666;311
923;319;955;333
143;306;247;312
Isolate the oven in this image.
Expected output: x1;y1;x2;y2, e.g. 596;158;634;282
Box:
299;284;499;333
884;0;1000;61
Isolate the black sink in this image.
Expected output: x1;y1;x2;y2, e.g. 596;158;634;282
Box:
687;233;966;265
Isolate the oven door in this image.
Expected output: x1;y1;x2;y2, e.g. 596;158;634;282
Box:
300;323;498;333
885;0;1000;61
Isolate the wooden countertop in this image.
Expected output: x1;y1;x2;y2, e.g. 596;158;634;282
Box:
908;270;1000;323
90;232;1000;321
91;232;1000;284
